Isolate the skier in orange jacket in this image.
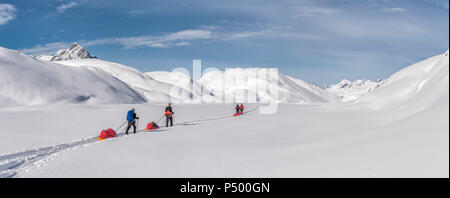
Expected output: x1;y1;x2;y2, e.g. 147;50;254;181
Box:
165;103;174;127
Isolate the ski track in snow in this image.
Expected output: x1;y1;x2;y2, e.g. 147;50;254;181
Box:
416;80;427;93
0;107;258;178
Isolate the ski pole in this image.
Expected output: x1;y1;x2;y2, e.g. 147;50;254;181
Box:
156;115;164;123
137;118;140;132
115;121;127;132
158;117;164;128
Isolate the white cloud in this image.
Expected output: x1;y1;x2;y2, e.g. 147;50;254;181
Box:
20;42;70;55
221;30;271;40
164;30;213;41
380;7;408;12
21;28;269;55
129;10;146;17
294;6;339;17
84;29;215;49
0;4;16;25
94;29;214;49
57;2;80;14
175;42;191;46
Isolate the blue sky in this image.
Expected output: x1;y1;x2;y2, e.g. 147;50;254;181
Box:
0;0;448;84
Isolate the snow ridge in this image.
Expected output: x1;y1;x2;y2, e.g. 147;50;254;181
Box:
326;79;384;102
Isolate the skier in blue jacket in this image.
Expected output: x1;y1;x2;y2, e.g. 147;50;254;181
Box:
125;108;139;135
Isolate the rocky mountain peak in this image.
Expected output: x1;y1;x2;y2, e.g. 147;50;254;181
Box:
50;43;96;61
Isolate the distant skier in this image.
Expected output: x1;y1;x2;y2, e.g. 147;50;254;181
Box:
125;108;139;135
239;104;244;115
165;103;174;127
235;104;240;115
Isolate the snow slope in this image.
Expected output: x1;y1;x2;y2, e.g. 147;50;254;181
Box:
5;101;446;178
356;50;449;113
145;71;193;86
55;59;215;103
326;79;384;102
200;68;337;103
0;47;146;107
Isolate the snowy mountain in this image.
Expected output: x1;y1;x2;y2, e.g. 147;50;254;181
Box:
36;43;336;104
54;59;217;103
326;79;384;102
147;68;339;103
199;68;338;103
38;43;96;61
356;49;449;112
35;54;54;61
0;47;146;107
32;43;205;103
21;42;449;107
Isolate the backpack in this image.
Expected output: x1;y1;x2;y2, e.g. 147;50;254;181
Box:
127;110;134;122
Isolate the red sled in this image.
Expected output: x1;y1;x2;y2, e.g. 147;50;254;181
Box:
98;128;117;140
145;122;160;131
